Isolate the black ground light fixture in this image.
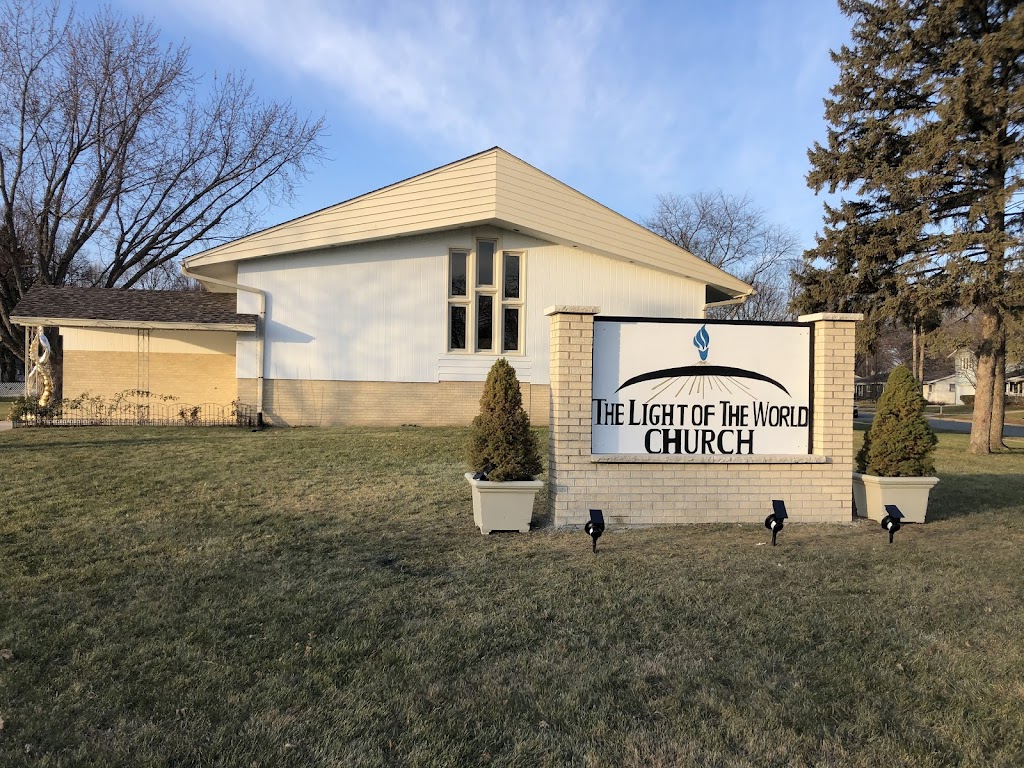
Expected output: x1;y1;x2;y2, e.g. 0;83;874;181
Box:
472;462;495;481
765;500;788;546
584;509;605;553
881;504;903;544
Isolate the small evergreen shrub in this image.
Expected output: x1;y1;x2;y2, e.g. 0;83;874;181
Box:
856;365;937;477
466;359;542;482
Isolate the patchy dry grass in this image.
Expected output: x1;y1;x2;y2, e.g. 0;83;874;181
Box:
1;426;1022;767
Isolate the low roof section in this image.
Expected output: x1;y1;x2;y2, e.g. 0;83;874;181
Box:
10;286;257;332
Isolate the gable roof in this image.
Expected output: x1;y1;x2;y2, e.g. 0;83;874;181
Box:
184;148;752;298
10;286;257;331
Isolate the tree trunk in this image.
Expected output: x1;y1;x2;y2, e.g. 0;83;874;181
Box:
912;324;918;379
917;328;925;382
968;308;1001;454
990;327;1006;451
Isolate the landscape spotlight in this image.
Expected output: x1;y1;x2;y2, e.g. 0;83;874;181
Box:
765;500;788;546
584;509;605;553
881;504;903;544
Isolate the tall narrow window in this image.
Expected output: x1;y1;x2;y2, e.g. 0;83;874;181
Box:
450;250;468;296
501;251;524;352
503;252;520;299
477;240;495;286
450;305;467;350
502;306;520;352
477;295;493;351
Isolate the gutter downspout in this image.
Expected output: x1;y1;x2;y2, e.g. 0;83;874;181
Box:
702;288;755;317
181;263;266;429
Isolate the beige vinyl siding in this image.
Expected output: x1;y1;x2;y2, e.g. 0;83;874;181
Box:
61;328;236;355
492;151;745;290
193;154;499;265
186;148;751;298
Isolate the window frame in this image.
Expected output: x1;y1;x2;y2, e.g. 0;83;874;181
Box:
446;241;526;355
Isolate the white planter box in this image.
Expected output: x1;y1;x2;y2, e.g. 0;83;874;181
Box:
852;472;939;524
465;473;543;534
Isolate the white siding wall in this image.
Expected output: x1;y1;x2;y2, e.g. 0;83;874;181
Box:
237;227;705;384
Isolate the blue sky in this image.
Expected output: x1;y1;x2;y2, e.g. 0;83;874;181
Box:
89;0;852;251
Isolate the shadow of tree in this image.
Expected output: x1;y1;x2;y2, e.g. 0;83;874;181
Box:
928;471;1024;521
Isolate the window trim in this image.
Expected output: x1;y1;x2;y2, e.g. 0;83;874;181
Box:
446;241;526;355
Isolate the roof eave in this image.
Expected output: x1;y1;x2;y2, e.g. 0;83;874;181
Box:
10;316;256;332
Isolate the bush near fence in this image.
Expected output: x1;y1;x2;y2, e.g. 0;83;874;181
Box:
11;389;256;428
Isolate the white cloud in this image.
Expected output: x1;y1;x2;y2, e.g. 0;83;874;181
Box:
163;0;672;175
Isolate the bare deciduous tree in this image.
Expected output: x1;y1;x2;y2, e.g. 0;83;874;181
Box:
0;0;325;383
644;191;799;321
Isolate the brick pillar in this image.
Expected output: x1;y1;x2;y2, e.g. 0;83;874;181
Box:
801;313;861;481
545;305;600;526
804;313;862;519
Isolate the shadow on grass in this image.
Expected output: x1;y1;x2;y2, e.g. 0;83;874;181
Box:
929;471;1024;521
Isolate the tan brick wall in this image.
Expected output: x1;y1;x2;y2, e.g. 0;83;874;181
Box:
64;351;237;406
547;308;861;527
237;379;550;427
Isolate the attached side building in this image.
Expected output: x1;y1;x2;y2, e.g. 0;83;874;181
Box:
11;287;256;406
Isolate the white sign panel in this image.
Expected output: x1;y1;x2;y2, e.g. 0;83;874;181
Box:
592;319;812;455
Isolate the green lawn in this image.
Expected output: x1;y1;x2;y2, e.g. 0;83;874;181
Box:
1;427;1023;767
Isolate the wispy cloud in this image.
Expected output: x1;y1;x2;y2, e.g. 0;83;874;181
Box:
163;0;670;174
144;0;849;244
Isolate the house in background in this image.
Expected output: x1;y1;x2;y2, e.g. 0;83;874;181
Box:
922;348;977;405
12;148;752;426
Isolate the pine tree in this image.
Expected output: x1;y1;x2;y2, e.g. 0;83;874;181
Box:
466;359;542;482
857;365;937;476
798;0;1024;454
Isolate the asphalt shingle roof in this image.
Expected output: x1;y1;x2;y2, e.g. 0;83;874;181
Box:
10;286;256;327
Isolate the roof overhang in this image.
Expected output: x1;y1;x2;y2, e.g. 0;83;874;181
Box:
10;316;256;332
183;148;753;300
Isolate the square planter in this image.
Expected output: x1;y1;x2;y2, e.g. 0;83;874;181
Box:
465;473;543;534
852;472;939;524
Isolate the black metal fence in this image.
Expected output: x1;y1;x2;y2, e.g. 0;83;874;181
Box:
13;399;257;428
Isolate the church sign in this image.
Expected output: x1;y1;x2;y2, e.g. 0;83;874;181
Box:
591;318;813;456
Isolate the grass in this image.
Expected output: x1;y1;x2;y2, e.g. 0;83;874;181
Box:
1;426;1023;767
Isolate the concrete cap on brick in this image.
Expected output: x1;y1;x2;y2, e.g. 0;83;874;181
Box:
798;312;864;323
543;305;601;316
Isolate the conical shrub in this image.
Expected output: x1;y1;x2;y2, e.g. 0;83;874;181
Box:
856;365;937;477
466;358;542;481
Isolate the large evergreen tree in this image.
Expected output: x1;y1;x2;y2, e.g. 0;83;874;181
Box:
796;0;1024;454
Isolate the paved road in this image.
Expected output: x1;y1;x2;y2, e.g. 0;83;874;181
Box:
855;413;1024;437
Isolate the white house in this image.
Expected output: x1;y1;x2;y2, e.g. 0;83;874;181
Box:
14;148;753;426
922;348;976;405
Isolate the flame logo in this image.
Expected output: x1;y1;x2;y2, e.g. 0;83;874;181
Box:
693;324;710;362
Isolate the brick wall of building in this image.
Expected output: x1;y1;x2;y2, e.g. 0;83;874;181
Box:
546;307;861;527
63;351;237;406
237;379;550;427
